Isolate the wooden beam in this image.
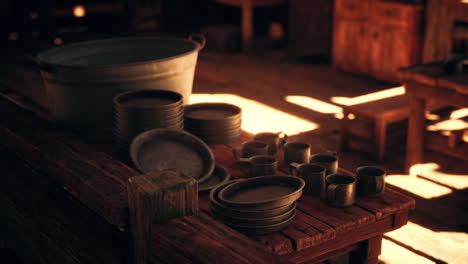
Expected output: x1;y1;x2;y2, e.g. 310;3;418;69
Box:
127;170;198;264
422;0;456;62
405;95;426;172
241;0;253;52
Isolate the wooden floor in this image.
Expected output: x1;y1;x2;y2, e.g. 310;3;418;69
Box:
193;51;468;264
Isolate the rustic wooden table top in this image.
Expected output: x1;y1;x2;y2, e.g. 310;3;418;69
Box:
0;93;416;264
400;61;468;95
178;139;414;256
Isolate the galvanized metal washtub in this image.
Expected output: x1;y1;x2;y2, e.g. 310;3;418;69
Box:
35;35;205;140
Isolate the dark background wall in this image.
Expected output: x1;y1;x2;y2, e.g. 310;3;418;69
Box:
0;0;288;50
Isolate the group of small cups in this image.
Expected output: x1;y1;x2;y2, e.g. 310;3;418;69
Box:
233;132;386;207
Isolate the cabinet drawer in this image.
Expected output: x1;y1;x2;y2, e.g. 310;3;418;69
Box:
334;0;369;19
371;2;423;28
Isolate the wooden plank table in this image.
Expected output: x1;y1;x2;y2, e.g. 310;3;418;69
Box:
399;62;468;172
211;0;288;52
0;94;415;264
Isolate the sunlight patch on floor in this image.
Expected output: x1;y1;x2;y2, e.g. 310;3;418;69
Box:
380;238;435;264
385;222;468;264
427;119;468;132
385;174;452;199
285;95;343;114
427;119;468;142
189;94;319;135
330;86;405;106
450;108;468;119
409;163;468;190
425;111;441;121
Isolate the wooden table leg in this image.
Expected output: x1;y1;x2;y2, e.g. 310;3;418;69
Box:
405;95;426;173
350;235;383;264
16;0;32;47
241;0;253;52
38;0;55;43
375;118;387;161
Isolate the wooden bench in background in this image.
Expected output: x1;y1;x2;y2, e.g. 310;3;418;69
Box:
340;94;446;161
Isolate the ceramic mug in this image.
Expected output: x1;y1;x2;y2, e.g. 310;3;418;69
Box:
356;166;386;197
232;140;269;160
290;163;326;196
254;132;287;155
325;174;356;207
283;142;311;166
239;155;277;177
310;152;338;176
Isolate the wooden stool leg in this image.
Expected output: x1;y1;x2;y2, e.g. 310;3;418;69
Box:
448;129;464;149
374;119;387;161
350;235;383;264
406;96;426;173
241;1;253;52
340;110;351;151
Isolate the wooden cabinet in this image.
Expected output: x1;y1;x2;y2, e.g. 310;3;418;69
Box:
368;24;409;81
332;0;423;83
332;18;370;74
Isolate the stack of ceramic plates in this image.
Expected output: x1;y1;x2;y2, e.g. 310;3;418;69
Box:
184;103;242;144
209;175;305;235
114;90;184;158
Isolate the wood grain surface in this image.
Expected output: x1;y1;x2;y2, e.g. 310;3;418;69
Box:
128;170;198;264
0;96;135;230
